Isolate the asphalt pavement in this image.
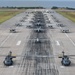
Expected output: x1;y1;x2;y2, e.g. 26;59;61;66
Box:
0;9;75;75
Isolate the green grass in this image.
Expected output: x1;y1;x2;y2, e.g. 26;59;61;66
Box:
0;10;23;24
56;11;75;22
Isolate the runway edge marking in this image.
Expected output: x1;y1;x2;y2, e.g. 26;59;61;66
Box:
65;33;75;46
0;33;12;46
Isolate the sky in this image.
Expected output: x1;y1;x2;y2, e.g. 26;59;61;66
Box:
0;0;75;8
0;0;75;1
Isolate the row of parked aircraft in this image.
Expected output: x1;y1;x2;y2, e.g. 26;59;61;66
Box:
2;10;74;66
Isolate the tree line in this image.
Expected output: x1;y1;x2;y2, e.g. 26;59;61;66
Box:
51;6;75;10
0;6;44;9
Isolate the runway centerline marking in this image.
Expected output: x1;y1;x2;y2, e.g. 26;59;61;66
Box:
16;41;21;46
65;33;75;46
56;41;60;46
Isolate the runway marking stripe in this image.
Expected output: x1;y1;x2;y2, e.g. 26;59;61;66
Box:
16;41;21;46
56;41;60;46
60;66;65;68
59;27;75;46
65;33;75;46
0;33;12;46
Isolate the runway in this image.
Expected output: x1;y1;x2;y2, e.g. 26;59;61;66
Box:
0;9;75;75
